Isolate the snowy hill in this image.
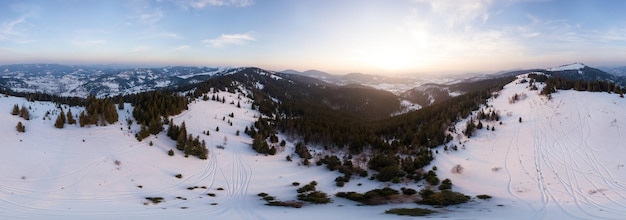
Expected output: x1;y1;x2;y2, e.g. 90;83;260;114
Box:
2;65;626;219
432;74;626;219
546;62;586;71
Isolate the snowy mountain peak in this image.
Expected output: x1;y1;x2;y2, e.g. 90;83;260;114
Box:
546;62;586;71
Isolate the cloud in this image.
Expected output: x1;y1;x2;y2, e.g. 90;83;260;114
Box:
159;32;183;39
174;45;190;50
175;0;254;9
414;0;493;28
0;16;28;41
71;39;107;47
202;33;255;48
138;8;164;24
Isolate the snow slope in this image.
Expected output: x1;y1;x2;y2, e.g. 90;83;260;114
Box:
2;73;625;219
547;63;586;71
0;91;415;220
433;75;626;219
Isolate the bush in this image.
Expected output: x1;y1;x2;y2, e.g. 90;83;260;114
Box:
16;122;25;132
297;191;331;204
376;166;404;182
296;181;330;204
168;149;174;156
401;187;417;195
175;173;182;178
385;208;436;216
438;178;452;190
418;190;471;206
145;197;164;204
477;194;492;200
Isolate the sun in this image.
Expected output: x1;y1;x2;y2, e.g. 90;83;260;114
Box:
369;49;413;72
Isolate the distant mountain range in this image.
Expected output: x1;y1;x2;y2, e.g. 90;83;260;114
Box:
0;63;622;108
0;64;242;97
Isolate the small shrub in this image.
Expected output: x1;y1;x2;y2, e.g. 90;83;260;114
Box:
401;187;417;195
292;182;300;186
168;149;174;156
266;200;304;208
175;174;182;178
477;194;492;200
385;208;436;216
145;197;164;204
438;178;452;190
418;190;471;206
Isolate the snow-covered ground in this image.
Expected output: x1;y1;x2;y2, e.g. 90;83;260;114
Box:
1;74;625;219
434;75;626;219
546;63;586;71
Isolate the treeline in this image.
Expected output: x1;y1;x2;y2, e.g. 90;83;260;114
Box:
529;73;625;97
78;95;119;126
124;91;188;140
166;121;208;159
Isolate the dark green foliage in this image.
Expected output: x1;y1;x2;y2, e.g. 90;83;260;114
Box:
252;134;275;155
127;91;187;139
438;178;452;190
19;105;29;120
78;95;118;126
295;181;330;204
424;170;440;186
66;109;76;124
168;149;174;156
294;142;312;159
336;187;401;205
385;208;436;216
296;181;317;193
368;154;398;171
418;190;471;206
145;197;164;204
54;113;65;128
477;194;492;200
16;121;25;132
260;192;305;208
167;121;208;159
401;187;417;195
11;104;19;115
376;166;405;182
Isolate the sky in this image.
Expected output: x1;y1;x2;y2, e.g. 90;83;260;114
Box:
1;0;626;75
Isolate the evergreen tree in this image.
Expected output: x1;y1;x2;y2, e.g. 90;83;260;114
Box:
19;106;29;120
16;121;25;132
54;113;65;128
11;104;19;115
176;122;187;151
67;109;76;125
79;111;87;127
118;98;124;110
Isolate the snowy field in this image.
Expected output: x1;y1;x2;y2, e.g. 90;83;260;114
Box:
434;75;626;219
1;74;625;219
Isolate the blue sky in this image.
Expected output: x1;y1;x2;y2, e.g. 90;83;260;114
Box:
1;0;625;75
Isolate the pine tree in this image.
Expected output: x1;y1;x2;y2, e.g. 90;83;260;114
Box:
19;106;29;120
176;122;187;151
118;98;124;110
67;109;76;125
16;121;25;132
11;104;19;115
54;114;65;128
79;111;87;127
